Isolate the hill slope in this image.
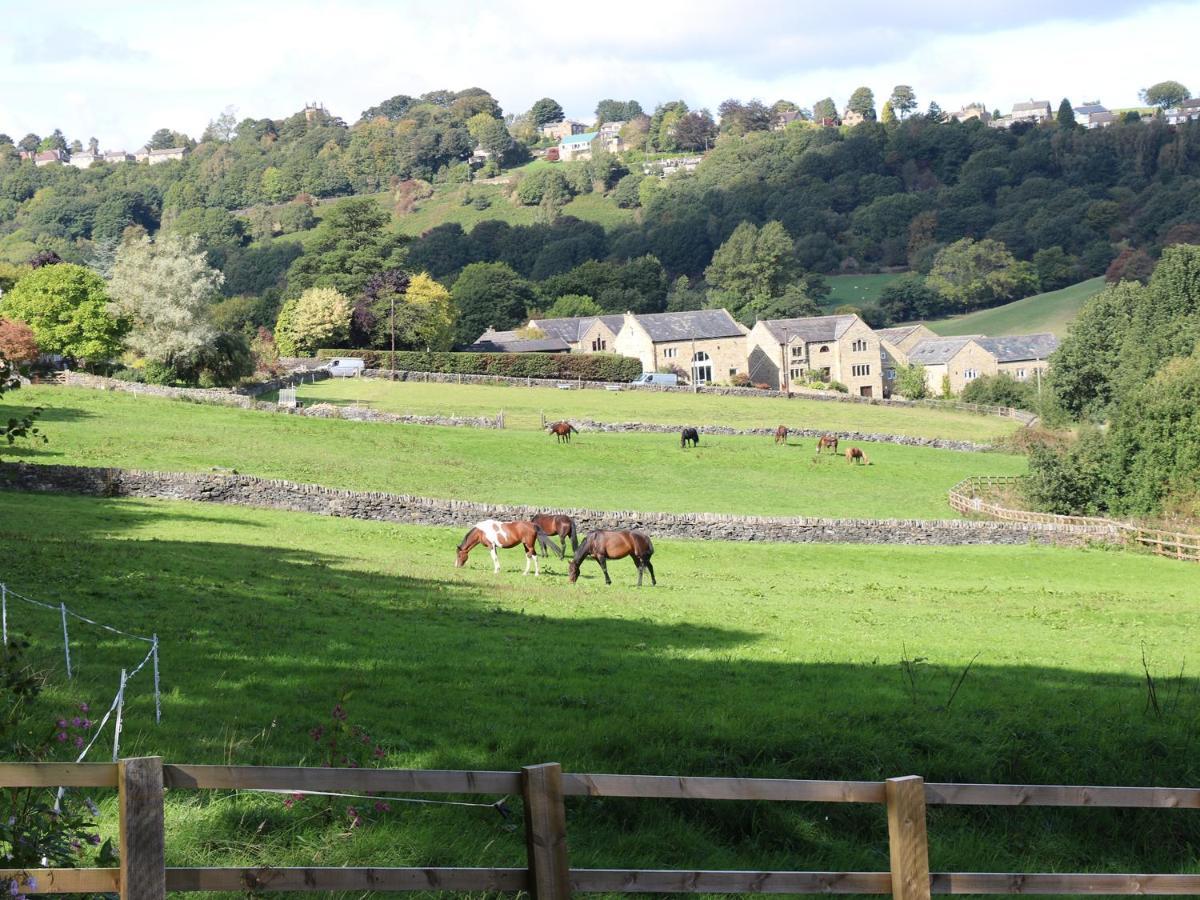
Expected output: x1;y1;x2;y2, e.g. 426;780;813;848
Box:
929;277;1106;337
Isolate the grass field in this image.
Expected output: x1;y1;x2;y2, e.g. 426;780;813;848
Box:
2;491;1197;877
284;377;1021;441
0;388;1026;518
393;184;634;237
929;278;1106;337
823;273;904;310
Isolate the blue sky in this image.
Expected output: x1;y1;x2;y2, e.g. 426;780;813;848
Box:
1;0;1196;149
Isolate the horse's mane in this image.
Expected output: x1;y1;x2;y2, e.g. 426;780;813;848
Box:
571;533;592;566
456;526;478;550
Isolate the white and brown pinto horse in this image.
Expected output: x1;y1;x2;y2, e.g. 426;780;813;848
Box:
455;519;562;575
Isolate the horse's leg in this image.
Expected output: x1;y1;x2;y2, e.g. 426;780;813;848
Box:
645;559;656;585
598;556;611;585
636;559;644;587
489;545;500;573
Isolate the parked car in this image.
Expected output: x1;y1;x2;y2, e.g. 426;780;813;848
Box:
324;358;365;378
632;372;679;386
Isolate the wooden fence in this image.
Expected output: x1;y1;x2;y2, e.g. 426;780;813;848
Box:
3;760;1200;898
948;476;1200;562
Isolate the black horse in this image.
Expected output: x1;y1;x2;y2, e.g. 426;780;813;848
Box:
680;427;700;449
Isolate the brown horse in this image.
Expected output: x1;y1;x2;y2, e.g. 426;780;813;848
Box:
548;422;577;443
568;530;656;586
845;446;870;465
816;433;839;454
530;513;579;556
774;425;788;444
680;427;700;449
455;519;562;574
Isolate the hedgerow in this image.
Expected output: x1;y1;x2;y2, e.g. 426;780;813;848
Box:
316;349;644;382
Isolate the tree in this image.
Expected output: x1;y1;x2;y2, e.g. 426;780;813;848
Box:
926;238;1039;310
717;99;772;135
878;275;947;321
109;235;224;370
894;363;929;399
202;106;239;143
0;350;45;456
390;273;456;351
1033;246;1079;292
16;134;39;153
1105;248;1155;284
1139;80;1191;110
39;130;67;152
284;197;406;298
648;100;688;151
704;221;796;323
529;98;565;128
673;110;717;151
274;287;352;355
813;98;837;121
880;101;897;126
544;294;603;318
0;319;38;364
889;85;917;119
359;93;417;122
847;87;876;120
1056;98;1076;128
925;101;945;123
594;100;643;125
450;262;534;345
147;128;176;150
0;264;125;362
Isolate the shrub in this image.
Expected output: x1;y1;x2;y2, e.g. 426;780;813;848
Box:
961;372;1038;410
893;363;928;399
729;372;753;387
315;349;644;382
0;318;39;364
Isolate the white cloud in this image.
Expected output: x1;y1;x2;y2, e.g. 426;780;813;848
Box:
0;0;1195;148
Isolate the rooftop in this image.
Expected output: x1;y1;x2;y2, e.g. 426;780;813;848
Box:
466;329;571;353
907;337;979;365
560;132;598;145
758;314;858;344
977;333;1060;363
875;324;925;344
631;309;746;342
528;315;625;343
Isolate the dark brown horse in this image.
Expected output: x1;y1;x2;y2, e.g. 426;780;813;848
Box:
455;519;562;575
548;422;578;443
680;427;700;449
774;425;788;444
816;433;839;454
568;530;656;586
845;446;870;465
530;513;579;556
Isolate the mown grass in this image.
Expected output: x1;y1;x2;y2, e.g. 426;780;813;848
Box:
1;387;1025;519
2;491;1198;883
929;278;1106;338
286;377;1020;441
393;184;633;237
823;274;904;310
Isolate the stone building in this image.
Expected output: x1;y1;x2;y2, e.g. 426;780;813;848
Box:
613;309;748;384
977;333;1059;382
746;314;883;397
905;336;998;396
525;314;625;353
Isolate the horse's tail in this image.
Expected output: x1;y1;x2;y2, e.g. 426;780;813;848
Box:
536;524;563;558
567;519;579;552
569;423;578;433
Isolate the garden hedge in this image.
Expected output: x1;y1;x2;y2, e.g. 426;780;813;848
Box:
316;350;644;382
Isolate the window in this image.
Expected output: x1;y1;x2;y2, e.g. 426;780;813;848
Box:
818;345;830;353
852;364;871;377
886;368;896;380
691;351;712;384
790;345;804;359
851;339;868;352
790;367;804;381
591;339;607;351
729;368;738;377
662;347;677;359
1016;368;1027;380
963;369;979;381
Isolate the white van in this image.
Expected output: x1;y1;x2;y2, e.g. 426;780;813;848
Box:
324;358;365;377
633;372;679;386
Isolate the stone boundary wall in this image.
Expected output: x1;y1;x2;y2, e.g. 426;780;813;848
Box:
290;405;503;429
359;368;1038;425
0;463;1119;548
60;370;331;405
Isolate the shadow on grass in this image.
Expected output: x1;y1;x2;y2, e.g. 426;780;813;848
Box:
2;492;1199;875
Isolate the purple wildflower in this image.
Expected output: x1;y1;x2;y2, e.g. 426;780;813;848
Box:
78;703;88;713
24;879;35;892
81;720;91;729
55;732;67;743
10;879;19;896
331;704;347;721
87;834;101;845
373;801;391;813
74;736;84;748
56;719;66;728
71;717;82;728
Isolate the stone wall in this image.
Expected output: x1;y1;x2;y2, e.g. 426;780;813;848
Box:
0;463;1118;548
61;370;331;404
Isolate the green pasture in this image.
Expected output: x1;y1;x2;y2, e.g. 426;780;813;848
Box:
2;387;1025;519
393;184;634;237
285;377;1020;441
823;273;904;310
1;491;1197;879
929;278;1105;338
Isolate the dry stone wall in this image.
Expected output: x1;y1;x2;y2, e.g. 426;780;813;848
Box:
0;463;1118;548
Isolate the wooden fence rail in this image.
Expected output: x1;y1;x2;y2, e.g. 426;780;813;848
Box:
948;476;1200;562
2;761;1200;898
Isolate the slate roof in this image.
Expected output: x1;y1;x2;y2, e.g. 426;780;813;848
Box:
631;309;745;342
1073;104;1108;116
758;314;858;344
466;330;571;353
977;333;1059;363
875;325;924;345
906;337;977;365
530;315;625;344
1013;100;1051;112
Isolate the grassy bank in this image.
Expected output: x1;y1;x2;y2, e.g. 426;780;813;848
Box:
929;278;1105;337
1;492;1196;880
1;387;1025;519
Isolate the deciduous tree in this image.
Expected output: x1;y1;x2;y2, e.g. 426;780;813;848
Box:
274;286;352;355
529;98;565;127
889;85;917;119
1139;80;1190;109
0;264;124;362
926;238;1038;310
847;87;876;120
450;262;534;345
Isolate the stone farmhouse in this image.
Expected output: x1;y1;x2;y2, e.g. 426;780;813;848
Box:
613;310;748;383
949;104;991;124
902;336;998;396
746;314;883;397
526;314;625;353
1166;99;1200;125
1072;102;1114;128
465;329;572;353
540;120;587;141
977;333;1058;382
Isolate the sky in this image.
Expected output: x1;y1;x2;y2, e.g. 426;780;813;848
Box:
1;0;1197;149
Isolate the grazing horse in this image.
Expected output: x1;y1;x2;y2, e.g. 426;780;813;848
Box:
530;513;579;557
774;425;788;445
680;427;700;449
845;446;870;465
548;422;578;443
568;530;656;586
455;519;562;575
816;433;839;454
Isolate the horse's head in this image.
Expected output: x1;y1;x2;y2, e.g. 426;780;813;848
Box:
567;559;579;583
455;528;477;567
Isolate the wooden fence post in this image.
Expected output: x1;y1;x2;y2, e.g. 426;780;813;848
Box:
886;775;931;900
119;756;165;900
522;762;571;900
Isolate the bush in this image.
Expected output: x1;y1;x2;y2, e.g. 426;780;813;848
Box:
960;372;1038;410
893;363;929;399
729;372;753;387
0;318;39;364
316;349;644;382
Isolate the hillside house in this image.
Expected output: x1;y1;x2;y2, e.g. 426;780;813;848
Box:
525;314;626;353
977;333;1059;382
949;104;991;124
20;149;67;167
773;110;804;130
875;324;940;392
1011;100;1052;123
541;120;587;141
841;108;867;127
67;151;100;169
746;314;883;397
135;147;187;164
104;150;134;163
1072;102;1111;128
905;337;997;395
1166;99;1200;125
613;309;748;383
597;121;625;137
558;131;599;162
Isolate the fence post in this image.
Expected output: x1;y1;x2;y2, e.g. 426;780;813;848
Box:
118;756;165;900
886;775;931;900
522;762;571;900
